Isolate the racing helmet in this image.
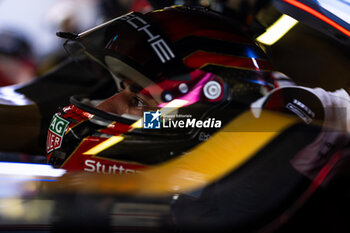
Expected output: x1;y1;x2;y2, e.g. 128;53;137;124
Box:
47;6;276;172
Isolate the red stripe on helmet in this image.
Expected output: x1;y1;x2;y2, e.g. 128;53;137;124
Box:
149;8;255;45
99;122;132;135
61;136;148;172
172;29;254;44
183;51;274;71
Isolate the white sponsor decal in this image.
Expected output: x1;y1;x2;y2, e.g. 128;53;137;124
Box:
286;103;312;124
84;159;140;174
293;99;315;118
120;14;175;63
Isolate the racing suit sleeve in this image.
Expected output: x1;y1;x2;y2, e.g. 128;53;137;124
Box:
251;86;350;181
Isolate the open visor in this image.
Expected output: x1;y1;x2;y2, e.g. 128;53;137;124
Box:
62;10;270;123
64;12;188;92
63;12;229;118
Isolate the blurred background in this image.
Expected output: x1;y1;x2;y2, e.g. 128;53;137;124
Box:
0;0;153;86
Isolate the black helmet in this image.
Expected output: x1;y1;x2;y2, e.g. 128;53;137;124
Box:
47;6;277;171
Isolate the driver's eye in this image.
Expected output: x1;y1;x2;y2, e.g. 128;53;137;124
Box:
130;97;147;107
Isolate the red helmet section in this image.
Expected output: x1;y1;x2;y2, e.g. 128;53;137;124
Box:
47;105;149;173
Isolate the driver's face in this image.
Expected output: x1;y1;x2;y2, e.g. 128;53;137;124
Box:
96;83;158;117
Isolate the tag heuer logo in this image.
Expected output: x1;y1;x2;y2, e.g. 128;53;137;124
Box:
47;114;69;153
